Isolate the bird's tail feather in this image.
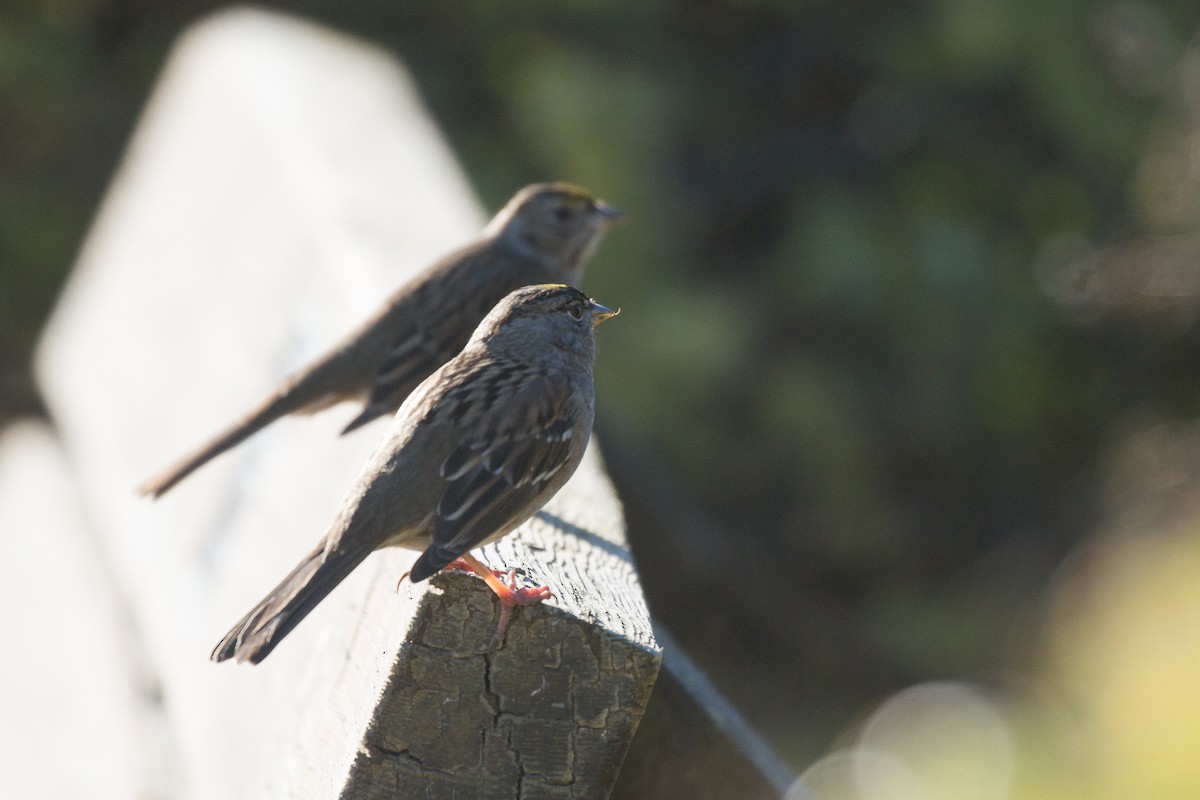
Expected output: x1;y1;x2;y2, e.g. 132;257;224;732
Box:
137;382;335;498
210;539;373;665
409;543;461;583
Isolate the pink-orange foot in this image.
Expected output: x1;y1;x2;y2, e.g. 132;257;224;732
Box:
453;553;553;647
489;570;552;648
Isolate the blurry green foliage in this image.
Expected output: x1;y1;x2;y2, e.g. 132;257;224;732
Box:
3;0;1200;768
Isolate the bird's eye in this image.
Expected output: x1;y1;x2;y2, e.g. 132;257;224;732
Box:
554;205;571;222
567;304;585;321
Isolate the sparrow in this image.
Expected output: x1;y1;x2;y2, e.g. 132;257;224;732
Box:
211;284;618;664
139;183;625;497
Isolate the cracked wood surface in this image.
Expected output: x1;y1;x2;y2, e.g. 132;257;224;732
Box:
349;574;658;799
35;9;658;798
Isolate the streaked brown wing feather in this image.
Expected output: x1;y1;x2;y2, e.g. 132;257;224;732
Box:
430;374;580;559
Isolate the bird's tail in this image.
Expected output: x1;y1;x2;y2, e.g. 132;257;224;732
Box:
210;538;373;665
137;380;336;498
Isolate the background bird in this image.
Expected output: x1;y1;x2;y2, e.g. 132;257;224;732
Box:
139;183;625;498
212;284;618;664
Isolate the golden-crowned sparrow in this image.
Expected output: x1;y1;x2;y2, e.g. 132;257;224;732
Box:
212;284;618;664
139;183;625;498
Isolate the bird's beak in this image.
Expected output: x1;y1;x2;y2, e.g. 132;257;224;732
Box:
591;201;629;230
590;301;620;325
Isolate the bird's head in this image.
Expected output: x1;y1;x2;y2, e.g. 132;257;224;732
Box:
488;183;628;277
473;284;618;362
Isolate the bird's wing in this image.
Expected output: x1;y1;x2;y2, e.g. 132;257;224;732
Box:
408;373;584;580
343;245;530;433
362;317;447;407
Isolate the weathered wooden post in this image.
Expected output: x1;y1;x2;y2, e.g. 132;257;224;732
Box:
19;8;799;799
36;9;656;798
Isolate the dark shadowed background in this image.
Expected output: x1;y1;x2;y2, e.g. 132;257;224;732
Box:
5;1;1200;794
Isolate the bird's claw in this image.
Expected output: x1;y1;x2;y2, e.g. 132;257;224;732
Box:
489;570;553;649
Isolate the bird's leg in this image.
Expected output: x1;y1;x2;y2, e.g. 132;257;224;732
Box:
454;552;552;647
443;557;509;580
395;560;516;592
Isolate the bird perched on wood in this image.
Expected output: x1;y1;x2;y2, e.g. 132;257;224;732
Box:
211;284;618;664
139;183;626;498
